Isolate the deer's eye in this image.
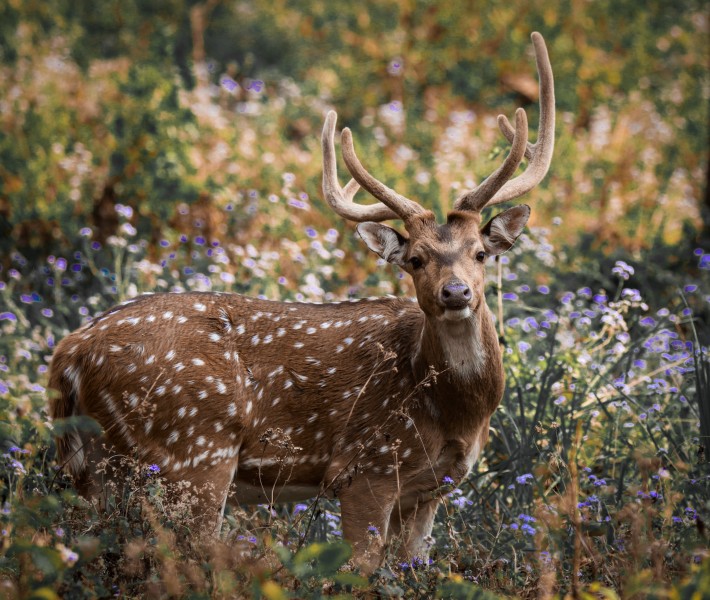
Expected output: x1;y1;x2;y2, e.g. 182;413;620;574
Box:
476;251;487;263
409;256;424;270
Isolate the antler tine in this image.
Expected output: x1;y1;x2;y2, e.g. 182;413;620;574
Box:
484;31;555;207
321;111;401;222
340;126;427;222
455;109;528;212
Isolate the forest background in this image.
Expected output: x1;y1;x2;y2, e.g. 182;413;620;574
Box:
0;1;709;598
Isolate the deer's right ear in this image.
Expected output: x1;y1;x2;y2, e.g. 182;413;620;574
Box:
356;222;409;266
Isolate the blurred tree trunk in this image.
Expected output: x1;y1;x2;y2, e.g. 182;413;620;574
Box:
190;0;221;88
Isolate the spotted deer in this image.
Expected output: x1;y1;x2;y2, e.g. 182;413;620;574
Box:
49;32;554;571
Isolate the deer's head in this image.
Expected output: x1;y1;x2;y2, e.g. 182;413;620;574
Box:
322;33;554;323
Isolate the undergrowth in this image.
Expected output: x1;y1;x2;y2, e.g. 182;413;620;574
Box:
1;205;708;598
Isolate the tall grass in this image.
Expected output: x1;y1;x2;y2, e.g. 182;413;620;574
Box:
0;203;708;598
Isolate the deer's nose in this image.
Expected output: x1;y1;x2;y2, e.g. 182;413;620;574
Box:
441;280;472;309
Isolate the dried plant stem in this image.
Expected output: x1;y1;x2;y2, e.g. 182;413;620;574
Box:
569;419;583;598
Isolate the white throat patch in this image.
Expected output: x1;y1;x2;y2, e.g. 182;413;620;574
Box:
438;318;487;378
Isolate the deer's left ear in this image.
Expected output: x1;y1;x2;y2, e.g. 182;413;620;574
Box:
357;222;409;266
480;205;531;255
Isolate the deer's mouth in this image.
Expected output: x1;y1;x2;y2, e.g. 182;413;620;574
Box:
442;307;472;321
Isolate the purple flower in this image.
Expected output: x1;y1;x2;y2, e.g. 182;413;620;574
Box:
220;77;239;92
293;503;308;515
387;59;403;75
288;199;308;210
612;260;634;280
451;496;473;508
442;476;454;485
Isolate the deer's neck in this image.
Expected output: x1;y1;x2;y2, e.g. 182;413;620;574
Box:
412;306;504;426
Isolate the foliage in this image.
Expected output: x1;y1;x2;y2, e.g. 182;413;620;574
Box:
0;0;709;598
1;206;708;597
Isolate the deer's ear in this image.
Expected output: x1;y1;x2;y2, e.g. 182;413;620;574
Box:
357;222;409;266
481;205;531;255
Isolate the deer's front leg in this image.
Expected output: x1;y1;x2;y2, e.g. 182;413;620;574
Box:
338;476;398;574
388;496;440;564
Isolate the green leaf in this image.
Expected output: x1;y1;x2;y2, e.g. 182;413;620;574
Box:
332;571;368;588
290;541;352;577
7;541;64;577
50;415;103;437
30;587;61;600
437;578;502;600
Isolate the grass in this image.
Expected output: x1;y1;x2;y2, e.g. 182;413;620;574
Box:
0;203;708;598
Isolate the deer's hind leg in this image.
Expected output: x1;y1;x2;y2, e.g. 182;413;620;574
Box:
72;432;133;512
162;457;239;537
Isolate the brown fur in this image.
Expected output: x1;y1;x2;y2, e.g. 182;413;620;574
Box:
48;204;526;572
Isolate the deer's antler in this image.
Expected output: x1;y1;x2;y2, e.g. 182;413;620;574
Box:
322;111;426;222
455;32;555;212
